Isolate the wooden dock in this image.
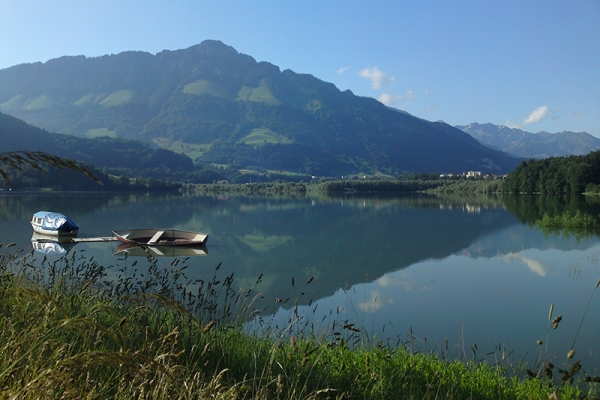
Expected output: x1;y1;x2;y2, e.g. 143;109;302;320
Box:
34;237;117;243
72;237;117;243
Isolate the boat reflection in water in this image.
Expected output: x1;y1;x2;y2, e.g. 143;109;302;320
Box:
113;242;208;258
31;233;78;255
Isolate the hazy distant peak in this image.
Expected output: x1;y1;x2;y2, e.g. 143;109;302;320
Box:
456;122;600;158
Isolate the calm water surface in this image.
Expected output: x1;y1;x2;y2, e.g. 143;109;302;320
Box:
1;191;598;370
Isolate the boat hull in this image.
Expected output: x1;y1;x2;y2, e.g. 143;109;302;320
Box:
112;229;208;247
31;225;78;236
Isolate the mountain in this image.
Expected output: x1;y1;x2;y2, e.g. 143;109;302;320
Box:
0;111;195;172
456;122;600;159
0;40;520;175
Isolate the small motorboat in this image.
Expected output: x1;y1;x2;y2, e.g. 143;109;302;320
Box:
30;211;79;236
112;229;208;247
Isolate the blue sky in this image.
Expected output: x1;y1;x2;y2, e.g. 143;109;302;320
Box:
1;0;599;137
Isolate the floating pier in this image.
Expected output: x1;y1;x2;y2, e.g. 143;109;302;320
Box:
71;237;117;243
34;236;117;243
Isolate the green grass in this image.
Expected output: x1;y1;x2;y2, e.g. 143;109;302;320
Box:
86;127;117;138
237;83;281;105
239;128;291;146
237;85;254;100
266;169;308;176
1;243;598;399
0;94;27;110
24;95;56;110
73;93;104;107
182;79;227;97
152;137;209;160
99;89;133;107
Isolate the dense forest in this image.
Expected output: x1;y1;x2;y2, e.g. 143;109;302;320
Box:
423;150;600;196
503;150;600;194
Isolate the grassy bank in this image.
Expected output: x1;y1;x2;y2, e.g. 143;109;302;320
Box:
1;244;598;399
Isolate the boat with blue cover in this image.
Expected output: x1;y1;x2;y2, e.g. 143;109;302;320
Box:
30;211;79;236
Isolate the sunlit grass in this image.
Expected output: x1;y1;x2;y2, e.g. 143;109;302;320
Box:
0;94;27;110
86;127;117;138
182;79;227;97
73;93;101;106
237;85;281;105
266;169;307;176
24;95;56;110
152;137;209;160
239;128;291;146
99;89;133;107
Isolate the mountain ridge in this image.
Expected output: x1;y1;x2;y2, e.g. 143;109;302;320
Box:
0;111;195;172
456;122;600;159
0;40;520;175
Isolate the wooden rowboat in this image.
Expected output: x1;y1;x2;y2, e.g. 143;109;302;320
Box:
112;229;208;247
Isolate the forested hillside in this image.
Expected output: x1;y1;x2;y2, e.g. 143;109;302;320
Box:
0;111;231;188
0;40;520;176
503;150;600;194
0;112;194;172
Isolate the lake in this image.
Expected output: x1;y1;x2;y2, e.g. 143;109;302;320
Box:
1;191;599;372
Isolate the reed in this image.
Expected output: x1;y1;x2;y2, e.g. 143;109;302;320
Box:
0;244;597;399
536;210;599;230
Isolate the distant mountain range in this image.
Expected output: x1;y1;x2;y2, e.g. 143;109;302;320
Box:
0;40;520;176
456;122;600;159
